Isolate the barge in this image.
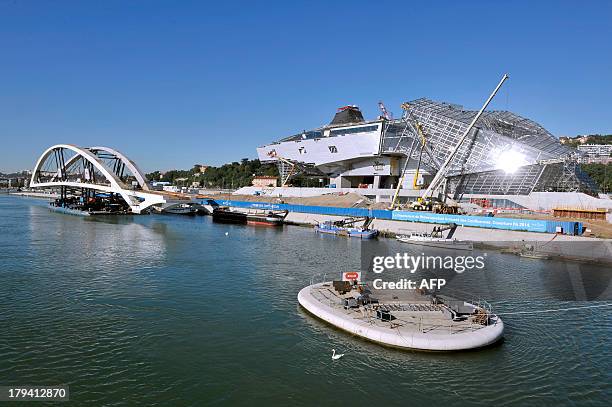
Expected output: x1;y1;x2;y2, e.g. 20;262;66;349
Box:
49;195;132;216
314;219;378;239
298;280;503;351
212;207;287;226
154;203;198;216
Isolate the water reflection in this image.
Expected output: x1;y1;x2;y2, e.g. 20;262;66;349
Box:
0;196;608;406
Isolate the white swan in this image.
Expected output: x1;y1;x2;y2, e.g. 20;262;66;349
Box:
331;349;344;360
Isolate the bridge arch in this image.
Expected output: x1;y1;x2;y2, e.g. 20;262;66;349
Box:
31;144;126;188
30;144;165;213
88;146;150;190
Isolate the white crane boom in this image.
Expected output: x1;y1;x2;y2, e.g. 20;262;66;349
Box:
421;73;509;199
378;101;393;120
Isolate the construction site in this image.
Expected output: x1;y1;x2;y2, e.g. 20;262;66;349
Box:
236;74;612;235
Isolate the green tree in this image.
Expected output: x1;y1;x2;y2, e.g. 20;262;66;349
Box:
146;159;278;189
581;163;612;193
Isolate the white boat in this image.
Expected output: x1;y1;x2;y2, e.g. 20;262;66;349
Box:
396;224;473;251
396;233;474;250
519;252;550;260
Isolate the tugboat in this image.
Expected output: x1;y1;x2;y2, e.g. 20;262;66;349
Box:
314;217;378;239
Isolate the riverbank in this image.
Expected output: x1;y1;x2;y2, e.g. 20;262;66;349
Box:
9;191;58;199
201;205;611;264
10;192;611;263
226;192;612;239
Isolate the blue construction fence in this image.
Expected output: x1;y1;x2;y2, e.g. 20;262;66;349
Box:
208;199;583;236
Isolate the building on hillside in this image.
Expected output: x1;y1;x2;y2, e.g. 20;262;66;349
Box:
577;144;612;157
252;175;278;188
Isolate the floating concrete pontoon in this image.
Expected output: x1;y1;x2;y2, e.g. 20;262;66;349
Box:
298;282;504;351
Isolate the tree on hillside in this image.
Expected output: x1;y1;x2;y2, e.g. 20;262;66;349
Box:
145;159;278;189
581;163;612;193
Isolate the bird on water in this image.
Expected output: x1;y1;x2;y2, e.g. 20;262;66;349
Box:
331;349;344;360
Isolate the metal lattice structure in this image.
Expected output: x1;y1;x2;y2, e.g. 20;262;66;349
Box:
381;99;598;197
275;159;327;186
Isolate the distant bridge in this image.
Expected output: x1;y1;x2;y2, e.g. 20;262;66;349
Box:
30;144;194;213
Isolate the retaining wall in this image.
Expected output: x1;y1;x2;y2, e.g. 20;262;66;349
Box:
208;199;583;236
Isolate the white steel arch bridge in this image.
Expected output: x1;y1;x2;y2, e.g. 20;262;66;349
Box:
30;144;191;214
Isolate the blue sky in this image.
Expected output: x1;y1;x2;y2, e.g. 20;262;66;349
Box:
1;0;611;172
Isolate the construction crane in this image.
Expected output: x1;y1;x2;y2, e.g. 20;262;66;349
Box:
378;101;393;120
388;103;428;210
401;102;428;189
389;147;414;210
421;73;509;201
267;150;298;187
266;149;326;187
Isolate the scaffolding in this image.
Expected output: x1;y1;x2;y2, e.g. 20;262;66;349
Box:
380;98;598;196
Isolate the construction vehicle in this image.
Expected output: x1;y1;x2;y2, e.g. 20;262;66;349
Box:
432;201;459;214
409;197;431;211
408;196;460;213
409;199;461;216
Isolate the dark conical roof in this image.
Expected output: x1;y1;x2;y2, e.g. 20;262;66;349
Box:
330;106;365;125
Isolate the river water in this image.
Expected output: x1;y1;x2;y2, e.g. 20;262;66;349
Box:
0;196;610;406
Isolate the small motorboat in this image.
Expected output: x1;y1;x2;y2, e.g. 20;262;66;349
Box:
396;223;472;250
396;232;473;251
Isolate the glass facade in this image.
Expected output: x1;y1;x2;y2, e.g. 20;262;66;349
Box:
381;99;598;196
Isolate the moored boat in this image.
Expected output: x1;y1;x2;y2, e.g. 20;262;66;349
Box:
314;221;378;239
396;223;472;250
212;207;287;226
163;203;197;216
519;252;551;260
212;207;248;224
396;233;474;251
246;211;286;226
